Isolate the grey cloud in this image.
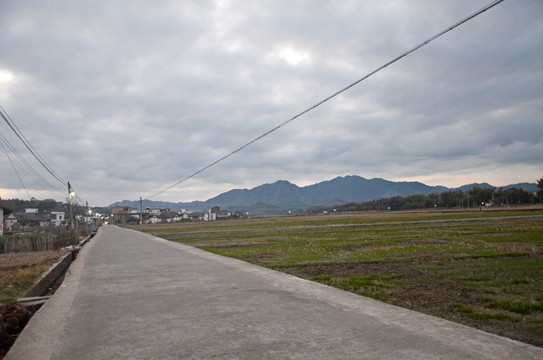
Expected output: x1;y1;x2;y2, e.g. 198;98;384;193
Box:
1;0;542;205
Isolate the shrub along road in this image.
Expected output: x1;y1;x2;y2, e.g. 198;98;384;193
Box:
7;225;542;359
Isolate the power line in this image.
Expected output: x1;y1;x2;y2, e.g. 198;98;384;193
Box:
0;132;59;190
0;140;32;200
0;124;85;204
147;0;506;199
0;132;59;191
74;192;86;206
0;108;90;207
0;105;66;185
0;105;67;186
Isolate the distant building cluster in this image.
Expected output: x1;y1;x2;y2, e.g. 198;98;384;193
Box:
3;208;97;231
2;207;67;232
1;206;101;234
110;205;231;224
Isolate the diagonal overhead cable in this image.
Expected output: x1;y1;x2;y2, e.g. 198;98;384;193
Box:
0;131;59;191
0;139;32;200
2;100;86;206
146;0;506;199
71;185;87;206
0;105;67;186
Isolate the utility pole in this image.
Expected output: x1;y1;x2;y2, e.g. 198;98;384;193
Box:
140;196;143;232
86;201;90;235
68;182;73;230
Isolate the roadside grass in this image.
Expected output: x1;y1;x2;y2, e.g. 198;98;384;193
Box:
0;250;69;305
0;261;53;304
147;209;543;347
0;249;73;356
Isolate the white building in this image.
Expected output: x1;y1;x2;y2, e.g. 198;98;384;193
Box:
50;211;65;226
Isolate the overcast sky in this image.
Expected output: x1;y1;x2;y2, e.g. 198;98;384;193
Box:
1;0;542;206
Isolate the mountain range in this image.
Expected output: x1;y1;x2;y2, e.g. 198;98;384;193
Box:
109;176;538;215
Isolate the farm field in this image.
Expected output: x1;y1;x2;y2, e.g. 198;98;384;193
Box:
142;207;543;347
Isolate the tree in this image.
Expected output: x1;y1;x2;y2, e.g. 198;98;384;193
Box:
537;177;543;203
440;190;465;208
38;199;59;213
494;188;534;205
469;186;495;207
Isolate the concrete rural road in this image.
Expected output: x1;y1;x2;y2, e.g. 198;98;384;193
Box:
7;225;543;359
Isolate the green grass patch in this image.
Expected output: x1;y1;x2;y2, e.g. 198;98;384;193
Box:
450;303;514;321
0;262;52;303
312;273;402;302
485;300;543;314
451;303;474;313
311;274;332;282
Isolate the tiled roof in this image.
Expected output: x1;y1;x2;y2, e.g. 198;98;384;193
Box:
12;212;50;222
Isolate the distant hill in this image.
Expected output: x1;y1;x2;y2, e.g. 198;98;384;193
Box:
209;176;448;208
108;176;538;215
502;183;539;192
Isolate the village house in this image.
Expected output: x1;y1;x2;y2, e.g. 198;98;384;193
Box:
9;212;50;228
158;212;181;223
144;208;161;215
186;212;204;221
51;211;65;226
148;215;159;224
111;206;138;215
204;211;216;221
111;206;139;224
4;213;16;233
2;206;68;231
210;206;231;220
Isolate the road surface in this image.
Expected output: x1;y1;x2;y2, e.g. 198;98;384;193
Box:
7;225;542;359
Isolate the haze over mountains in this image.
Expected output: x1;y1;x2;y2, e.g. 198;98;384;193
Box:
109;176;538;215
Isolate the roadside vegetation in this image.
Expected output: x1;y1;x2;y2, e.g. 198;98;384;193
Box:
0;252;62;303
0;227;82;356
0;230;78;304
0;249;70;356
143;207;543;347
310;184;542;213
